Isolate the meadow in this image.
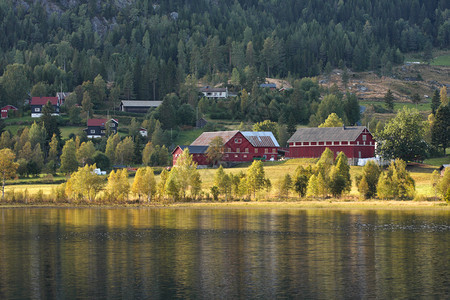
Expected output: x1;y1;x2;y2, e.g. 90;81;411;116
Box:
3;158;445;205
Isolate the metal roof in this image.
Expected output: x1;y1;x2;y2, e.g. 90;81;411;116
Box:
241;131;280;147
174;145;209;154
120;100;162;107
287;126;369;143
199;87;227;93
191;131;239;146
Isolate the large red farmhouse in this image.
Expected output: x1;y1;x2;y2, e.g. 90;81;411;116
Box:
172;130;280;167
287;126;375;164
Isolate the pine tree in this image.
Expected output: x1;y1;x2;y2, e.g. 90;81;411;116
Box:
384;89;394;110
431;89;440;114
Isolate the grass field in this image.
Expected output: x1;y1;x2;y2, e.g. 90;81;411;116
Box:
5;158;441;202
423;156;450;166
430;54;450;66
360;100;431;112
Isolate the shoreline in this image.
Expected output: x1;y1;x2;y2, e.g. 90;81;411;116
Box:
0;200;448;211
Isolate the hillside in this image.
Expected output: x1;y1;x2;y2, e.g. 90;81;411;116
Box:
319;63;450;104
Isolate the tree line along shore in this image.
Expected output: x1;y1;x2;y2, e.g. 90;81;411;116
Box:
1;147;449;205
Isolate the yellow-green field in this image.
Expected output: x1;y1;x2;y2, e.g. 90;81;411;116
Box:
3;158;443;204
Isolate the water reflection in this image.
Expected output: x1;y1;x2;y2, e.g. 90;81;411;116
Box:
0;208;448;298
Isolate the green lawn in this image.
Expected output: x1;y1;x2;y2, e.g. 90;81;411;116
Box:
173;129;205;146
423;156;450;166
430;54;450;66
60;126;86;138
360;100;431;112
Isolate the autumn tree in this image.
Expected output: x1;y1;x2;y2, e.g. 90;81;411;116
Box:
65;164;105;202
376;160;415;200
131;167;157;202
105;169;129;202
76;141;96;166
0;149;19;200
213;165;232;200
105;134;120;163
206;136;224;166
319;113;344;128
59;139;78;174
172;148;202;200
293;165;314;197
246;160;269;199
115;137;134;165
355;161;381;199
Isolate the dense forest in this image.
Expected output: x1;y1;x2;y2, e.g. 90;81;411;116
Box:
0;0;449;107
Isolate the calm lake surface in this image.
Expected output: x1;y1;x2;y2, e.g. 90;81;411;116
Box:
0;208;448;299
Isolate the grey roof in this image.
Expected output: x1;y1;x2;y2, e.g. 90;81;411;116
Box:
191;131;239;146
241;131;280;147
287;126;369;143
120;100;162;107
199;87;227;93
175;145;208;154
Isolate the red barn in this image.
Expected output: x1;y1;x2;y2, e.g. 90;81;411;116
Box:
287;126;375;165
186;130;279;164
1;105;18;119
172;145;209;167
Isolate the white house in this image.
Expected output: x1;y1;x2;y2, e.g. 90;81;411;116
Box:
199;86;228;99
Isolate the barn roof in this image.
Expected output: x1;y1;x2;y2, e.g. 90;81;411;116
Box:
241;131;280;147
87;118;118;127
31;97;58;106
120;100;162;107
173;145;209;154
191;131;239;146
287;126;369;143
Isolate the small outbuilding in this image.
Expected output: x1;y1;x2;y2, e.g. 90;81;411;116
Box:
1;105;18;119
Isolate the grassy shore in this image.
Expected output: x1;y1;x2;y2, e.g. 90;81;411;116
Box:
1;200;448;211
3;158;447;205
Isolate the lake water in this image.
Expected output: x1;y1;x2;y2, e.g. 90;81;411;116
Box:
0;208;448;299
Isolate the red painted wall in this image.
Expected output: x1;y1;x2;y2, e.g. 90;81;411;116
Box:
172;147;209;166
222;132;278;162
287;129;375;160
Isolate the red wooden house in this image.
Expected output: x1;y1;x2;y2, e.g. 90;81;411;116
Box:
1;105;18;119
172;145;209;166
31;97;60;117
287;126;375;165
173;130;280;166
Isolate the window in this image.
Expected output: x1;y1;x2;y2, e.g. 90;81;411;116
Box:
255;148;258;153
273;149;276;153
244;155;247;158
35;108;40;112
362;135;367;141
245;148;249;153
234;138;242;144
264;149;268;154
236;148;240;153
101;130;105;134
90;130;95;134
227;148;231;153
359;151;361;158
109;122;115;127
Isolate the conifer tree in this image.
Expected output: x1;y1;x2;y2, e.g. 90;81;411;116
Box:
384;89;394;110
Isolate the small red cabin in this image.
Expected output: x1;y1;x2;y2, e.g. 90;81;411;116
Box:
172;145;209;166
287;126;375;165
1;105;18;119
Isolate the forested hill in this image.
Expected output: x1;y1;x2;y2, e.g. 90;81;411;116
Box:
0;0;449;106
